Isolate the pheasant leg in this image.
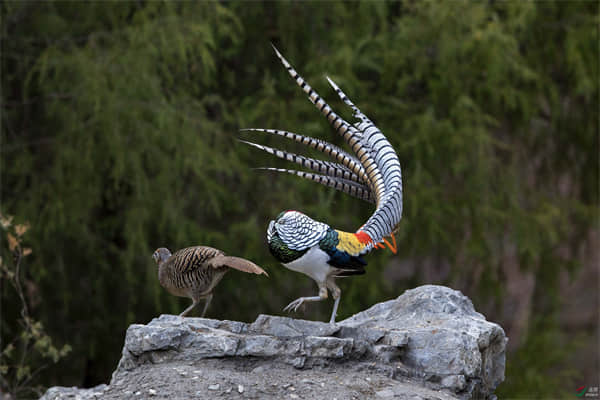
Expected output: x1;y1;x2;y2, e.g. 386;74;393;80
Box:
283;284;327;313
329;296;341;324
200;293;213;318
179;299;198;317
327;279;342;324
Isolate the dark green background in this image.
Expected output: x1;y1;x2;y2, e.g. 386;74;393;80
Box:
2;1;598;399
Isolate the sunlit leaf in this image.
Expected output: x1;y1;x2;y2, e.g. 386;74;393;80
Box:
14;223;30;237
6;233;19;252
0;214;13;229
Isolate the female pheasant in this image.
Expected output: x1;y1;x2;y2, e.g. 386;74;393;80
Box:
242;46;403;323
153;246;268;317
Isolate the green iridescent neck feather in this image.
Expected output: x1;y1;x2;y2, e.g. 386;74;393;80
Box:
318;228;339;251
268;233;308;263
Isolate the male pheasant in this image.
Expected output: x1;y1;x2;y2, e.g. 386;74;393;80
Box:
153;246;268;317
242;46;403;324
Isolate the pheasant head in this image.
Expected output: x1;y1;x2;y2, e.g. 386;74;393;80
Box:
152;247;172;264
267;210;329;263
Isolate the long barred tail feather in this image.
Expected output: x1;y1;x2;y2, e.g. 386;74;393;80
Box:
270;46;366;154
244;46;403;254
271;46;403;250
240;128;369;184
271;48;386;207
255;167;375;204
325;76;364;121
239;139;364;184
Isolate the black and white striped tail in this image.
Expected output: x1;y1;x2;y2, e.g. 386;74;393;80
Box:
256;167;375;204
244;46;403;252
239;140;364;184
241;128;369;183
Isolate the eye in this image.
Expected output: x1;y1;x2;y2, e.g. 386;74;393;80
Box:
279;219;286;225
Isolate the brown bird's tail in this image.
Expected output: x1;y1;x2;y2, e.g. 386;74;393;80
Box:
209;255;269;276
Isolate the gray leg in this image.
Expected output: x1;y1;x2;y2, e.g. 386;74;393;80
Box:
200;293;213;318
179;299;198;317
330;296;341;324
327;279;341;324
283;284;327;313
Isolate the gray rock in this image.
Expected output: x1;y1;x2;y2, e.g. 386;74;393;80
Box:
40;384;107;400
376;388;396;397
40;285;506;400
249;314;341;337
340;285;507;395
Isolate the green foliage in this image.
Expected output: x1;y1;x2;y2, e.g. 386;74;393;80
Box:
1;0;597;397
498;316;582;399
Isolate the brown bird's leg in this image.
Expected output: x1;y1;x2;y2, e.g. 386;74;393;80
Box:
179;299;199;317
200;293;213;318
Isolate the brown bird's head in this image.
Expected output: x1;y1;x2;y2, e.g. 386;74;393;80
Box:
152;247;172;264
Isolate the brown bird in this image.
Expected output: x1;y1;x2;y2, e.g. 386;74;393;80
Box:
153;246;268;317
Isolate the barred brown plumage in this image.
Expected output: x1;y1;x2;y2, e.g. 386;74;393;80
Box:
153;246;268;317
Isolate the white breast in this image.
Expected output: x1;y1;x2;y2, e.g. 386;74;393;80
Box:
282;245;333;283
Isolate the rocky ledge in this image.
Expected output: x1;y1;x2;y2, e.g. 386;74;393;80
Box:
41;285;507;399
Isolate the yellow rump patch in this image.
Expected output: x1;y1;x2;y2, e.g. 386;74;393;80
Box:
335;230;366;256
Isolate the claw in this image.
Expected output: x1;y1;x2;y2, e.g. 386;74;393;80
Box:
283;298;304;313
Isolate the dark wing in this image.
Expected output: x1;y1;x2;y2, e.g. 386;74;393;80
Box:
325;247;366;277
318;229;366;276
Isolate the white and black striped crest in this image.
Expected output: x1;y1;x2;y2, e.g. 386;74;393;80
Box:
270;211;329;252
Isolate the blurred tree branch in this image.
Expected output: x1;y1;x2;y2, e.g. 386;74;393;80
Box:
0;212;71;399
